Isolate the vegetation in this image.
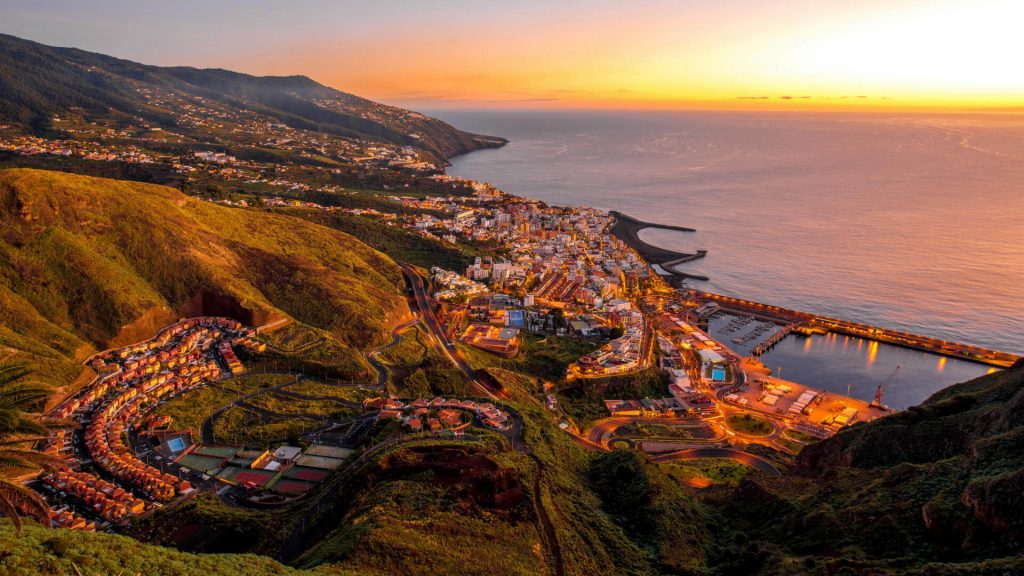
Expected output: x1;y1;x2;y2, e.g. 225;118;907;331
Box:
151;373;364;446
297;444;543;576
0;362;61;532
661;458;753;487
1;521;347;576
6;350;1024;575
725;413;773;436
151;373;292;433
0;40;1021;572
557;367;671;425
130;493;290;556
459;333;599;383
281;209;479;271
0;168;406;393
379;328;474;398
0;33;502;160
616;422;705;441
260;323;326;353
376;326;431;395
379;327;429;368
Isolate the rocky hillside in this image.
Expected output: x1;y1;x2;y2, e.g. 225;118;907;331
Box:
711;362;1024;575
796;360;1024;551
0;33;504;162
0;168;408;394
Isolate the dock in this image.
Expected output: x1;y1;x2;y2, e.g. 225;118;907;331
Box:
726;373;889;430
689;290;1021;368
751;322;800;356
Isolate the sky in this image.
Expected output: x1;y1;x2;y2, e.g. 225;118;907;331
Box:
3;0;1022;110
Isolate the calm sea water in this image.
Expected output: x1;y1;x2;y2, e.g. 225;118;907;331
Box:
433;109;1024;407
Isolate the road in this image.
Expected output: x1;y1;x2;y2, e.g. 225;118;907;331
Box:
401;264;503;401
584;416;724;449
649;447;782;476
365;317;419;389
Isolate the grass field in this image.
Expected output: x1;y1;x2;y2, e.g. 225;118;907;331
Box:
614;420;712;436
661;458;753;487
380;326;429;368
458;333;598;382
725;413;773;436
260;323;326;352
151;373;293;432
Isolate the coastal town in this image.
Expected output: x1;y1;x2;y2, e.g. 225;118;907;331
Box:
4;56;1019;544
28;131;1019;534
2;8;1023;574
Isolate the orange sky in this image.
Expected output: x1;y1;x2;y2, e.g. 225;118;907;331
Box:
6;0;1024;110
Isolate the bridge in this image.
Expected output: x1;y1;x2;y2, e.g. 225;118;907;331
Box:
688;290;1020;368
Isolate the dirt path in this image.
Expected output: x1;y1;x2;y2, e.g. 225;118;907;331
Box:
528;453;565;576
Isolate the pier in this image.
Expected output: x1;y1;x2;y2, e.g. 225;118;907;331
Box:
752;322;800;356
688;290;1021;368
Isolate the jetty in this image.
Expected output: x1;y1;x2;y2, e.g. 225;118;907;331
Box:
688;290;1021;368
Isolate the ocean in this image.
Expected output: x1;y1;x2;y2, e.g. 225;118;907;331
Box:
431;109;1024;408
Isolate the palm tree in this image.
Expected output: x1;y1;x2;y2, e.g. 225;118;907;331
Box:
0;361;63;533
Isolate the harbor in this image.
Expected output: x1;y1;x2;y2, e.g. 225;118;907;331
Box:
689;291;1020;368
707;312;994;409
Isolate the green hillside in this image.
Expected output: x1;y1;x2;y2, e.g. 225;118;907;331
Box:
0;521;360;576
0;168;407;394
3;354;1023;574
705;362;1024;575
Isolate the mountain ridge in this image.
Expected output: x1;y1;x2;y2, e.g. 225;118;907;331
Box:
0;33;505;162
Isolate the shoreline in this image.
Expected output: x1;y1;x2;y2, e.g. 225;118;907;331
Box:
446;137;1020;363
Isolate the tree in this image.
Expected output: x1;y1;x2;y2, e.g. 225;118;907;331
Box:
0;361;62;533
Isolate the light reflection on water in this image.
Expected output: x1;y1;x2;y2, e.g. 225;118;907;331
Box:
707;313;990;409
438;109;1023;407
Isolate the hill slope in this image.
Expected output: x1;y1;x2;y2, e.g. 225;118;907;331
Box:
712;362;1024;574
0;168;408;395
0;33;504;161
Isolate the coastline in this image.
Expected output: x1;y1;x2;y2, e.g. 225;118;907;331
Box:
443;128;1020;367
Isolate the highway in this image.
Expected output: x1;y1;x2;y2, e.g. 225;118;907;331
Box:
400;264;503;401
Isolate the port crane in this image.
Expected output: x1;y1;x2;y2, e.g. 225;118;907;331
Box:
870;365;900;409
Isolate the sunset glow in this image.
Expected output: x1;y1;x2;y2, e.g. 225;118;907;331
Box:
4;0;1022;110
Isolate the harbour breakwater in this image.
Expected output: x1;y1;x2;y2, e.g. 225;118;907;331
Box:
608;211;708;281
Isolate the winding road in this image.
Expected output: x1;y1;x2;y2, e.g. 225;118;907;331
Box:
400;264;504;401
365;317;419;389
649;447;782;476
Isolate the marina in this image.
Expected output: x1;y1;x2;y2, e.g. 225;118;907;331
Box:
707;312;993;409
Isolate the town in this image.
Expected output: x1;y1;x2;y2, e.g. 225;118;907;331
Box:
32;313;516;533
